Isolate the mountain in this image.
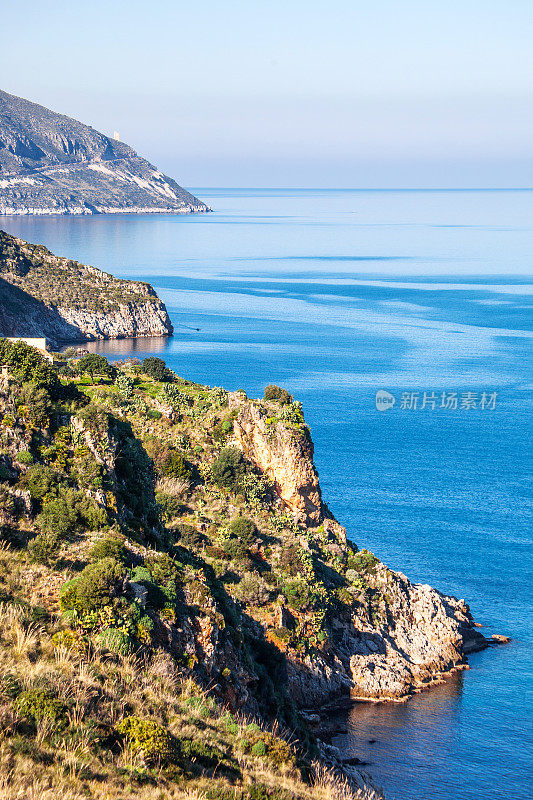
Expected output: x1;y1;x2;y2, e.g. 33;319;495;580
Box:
0;230;173;343
0;89;209;215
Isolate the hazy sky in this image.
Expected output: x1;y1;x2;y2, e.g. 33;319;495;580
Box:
2;1;532;187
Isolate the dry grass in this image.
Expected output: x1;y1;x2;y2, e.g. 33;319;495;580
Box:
157;476;192;497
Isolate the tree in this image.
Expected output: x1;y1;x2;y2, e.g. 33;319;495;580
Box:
142;357;173;382
0;338;59;395
77;353;116;383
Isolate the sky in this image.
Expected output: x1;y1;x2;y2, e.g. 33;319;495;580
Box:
1;0;532;188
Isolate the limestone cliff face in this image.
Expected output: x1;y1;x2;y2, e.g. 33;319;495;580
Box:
0;230;173;344
229;394;487;704
285;565;485;705
232;397;324;526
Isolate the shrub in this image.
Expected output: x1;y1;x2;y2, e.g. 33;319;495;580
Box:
223;538;248;561
96;627;131;655
347;549;379;573
117;716;177;765
270;626;291;644
251;740;267;757
229;516;257;547
76;403;110;438
130;565;152;583
37;495;77;537
212;413;235;443
28;531;60;566
179;738;226;769
115;372;135;399
162;450;192;479
62;558;125;613
74;493;108;530
0;672;21;699
51;629;86;653
211;447;246;490
16;450;34;466
145;553;179;588
239;727;294;768
142;357;173;382
264;385;292;404
15;688;66;727
59;578;80;612
24;465;58;502
89;536;125;562
177;524;204;548
233;573;270;605
282;578;317;612
278;545;305;576
18;382;52;428
336;587;353;604
222;712;239;736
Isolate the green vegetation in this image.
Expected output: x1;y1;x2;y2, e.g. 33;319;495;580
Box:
264;384;292;404
0;337;381;800
77;353;117;382
0;230;164;314
142;355;174;382
211;446;247;489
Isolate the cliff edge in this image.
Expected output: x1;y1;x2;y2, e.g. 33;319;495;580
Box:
0;230;173;344
230;394;487;703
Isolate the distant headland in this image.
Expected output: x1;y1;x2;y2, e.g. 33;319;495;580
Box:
0;88;210;215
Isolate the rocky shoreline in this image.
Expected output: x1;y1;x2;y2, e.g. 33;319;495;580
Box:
0;230;173;345
229;392;496;707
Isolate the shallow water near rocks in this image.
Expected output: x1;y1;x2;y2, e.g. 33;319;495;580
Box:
2;188;532;800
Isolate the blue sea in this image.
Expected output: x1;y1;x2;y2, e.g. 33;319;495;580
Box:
1;188;532;800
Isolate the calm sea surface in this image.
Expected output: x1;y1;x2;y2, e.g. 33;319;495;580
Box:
2;189;532;800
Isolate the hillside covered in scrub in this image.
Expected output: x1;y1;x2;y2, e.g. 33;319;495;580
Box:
0;341;487;799
0;230;173;344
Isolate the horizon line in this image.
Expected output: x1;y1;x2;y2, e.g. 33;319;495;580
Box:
188;186;533;192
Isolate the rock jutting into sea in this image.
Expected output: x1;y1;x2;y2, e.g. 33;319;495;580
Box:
0;230;173;344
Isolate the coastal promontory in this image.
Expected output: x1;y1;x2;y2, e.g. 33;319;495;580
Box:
0;88;209;215
0;230;173;344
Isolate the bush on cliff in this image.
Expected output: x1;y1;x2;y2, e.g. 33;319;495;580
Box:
229;516;257;547
211;447;246;490
142;356;173;382
28;531;61;566
264;384;292;405
14;687;67;729
117;716;178;766
60;557;125;613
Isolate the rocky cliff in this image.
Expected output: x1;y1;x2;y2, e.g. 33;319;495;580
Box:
0;345;499;798
0;88;209;215
0;230;173;344
229;395;488;704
